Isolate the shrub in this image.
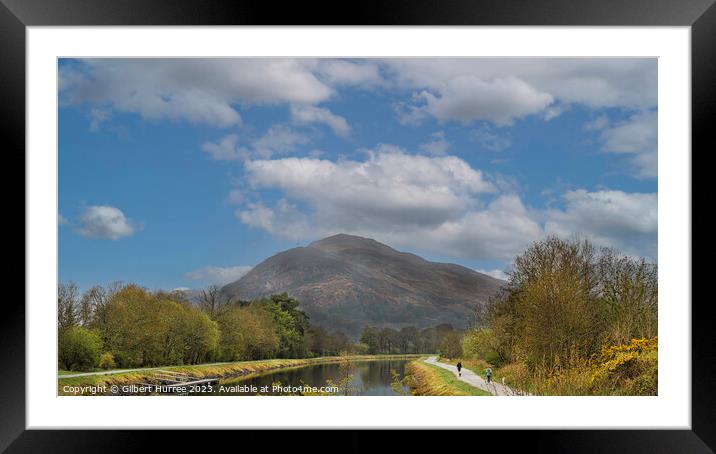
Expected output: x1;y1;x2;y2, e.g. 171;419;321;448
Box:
58;326;102;371
99;352;116;370
589;337;657;395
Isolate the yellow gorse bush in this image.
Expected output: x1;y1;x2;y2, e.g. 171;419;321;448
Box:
589;337;657;386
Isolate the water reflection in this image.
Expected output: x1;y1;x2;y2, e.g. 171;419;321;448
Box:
213;360;410;396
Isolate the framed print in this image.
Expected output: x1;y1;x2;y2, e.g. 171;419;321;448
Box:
4;0;711;450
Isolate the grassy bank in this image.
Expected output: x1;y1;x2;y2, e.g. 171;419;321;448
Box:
58;354;420;395
405;360;490;396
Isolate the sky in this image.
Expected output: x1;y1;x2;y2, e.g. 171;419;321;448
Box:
58;58;657;290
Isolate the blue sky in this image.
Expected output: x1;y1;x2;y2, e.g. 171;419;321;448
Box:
58;58;657;291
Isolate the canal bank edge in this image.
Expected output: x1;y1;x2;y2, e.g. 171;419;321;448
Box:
57;354;422;395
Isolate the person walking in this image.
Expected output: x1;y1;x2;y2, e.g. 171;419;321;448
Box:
485;367;493;384
456;361;462;377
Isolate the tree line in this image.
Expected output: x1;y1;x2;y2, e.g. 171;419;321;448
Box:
57;283;428;372
359;324;462;357
59;282;322;371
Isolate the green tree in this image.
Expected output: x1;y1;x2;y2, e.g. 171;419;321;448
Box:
360;326;380;354
217;304;278;361
259;293;309;358
58;326;102;371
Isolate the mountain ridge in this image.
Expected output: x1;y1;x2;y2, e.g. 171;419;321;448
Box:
222;234;504;337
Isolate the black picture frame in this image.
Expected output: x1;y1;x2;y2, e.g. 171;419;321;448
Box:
4;0;710;451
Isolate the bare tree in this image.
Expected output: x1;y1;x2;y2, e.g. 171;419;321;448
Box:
199;284;234;318
58;281;79;333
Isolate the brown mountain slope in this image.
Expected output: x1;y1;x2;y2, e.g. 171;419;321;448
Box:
222;234;504;337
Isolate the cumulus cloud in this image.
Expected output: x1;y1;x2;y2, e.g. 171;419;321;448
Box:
382;58;656;125
236;146;657;261
60;59;336;127
315;59;383;87
58;213;68;225
202;134;240;161
242;147;494;230
400;194;543;260
419;131;450;155
235;148;549;261
242;124;310;159
237;200;313;241
60;58;657;133
416;76;553;126
185;265;253;284
545;189;657;258
77;205;138;240
601;110;657;154
598;110;657;178
290;105;351;137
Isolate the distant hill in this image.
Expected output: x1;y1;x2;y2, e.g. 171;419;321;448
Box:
222;234;504;337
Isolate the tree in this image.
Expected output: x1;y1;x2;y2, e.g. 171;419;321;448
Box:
217;304;278;361
438;331;463;358
58;281;80;334
360;326;380;354
307;326;330;356
259;293;309;358
597;249;658;343
58;326;102;371
198;284;234;319
98;285;220;367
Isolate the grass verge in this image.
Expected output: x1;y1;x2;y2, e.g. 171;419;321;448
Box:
406;360;491;396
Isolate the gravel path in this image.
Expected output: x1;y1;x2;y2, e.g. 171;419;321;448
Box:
423;356;528;396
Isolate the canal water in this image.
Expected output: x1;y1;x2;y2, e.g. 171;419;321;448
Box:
211;359;411;396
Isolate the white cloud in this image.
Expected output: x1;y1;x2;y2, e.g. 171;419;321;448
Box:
243;124;310;159
77;205;138;240
242;147;495;230
598;110;657;178
237;148;657;261
543;104;570;121
236;149;551;261
476;268;509;281
290;105;351;137
545;189;657;258
60;59;336;127
58;213;68;225
381;58;656;125
185;265;253;284
408;194;543;260
416;76;553;126
601;110;657;154
631;151;658;179
237;200;313;241
60;58;657;133
419;131;450;155
202;134;240;161
315;59;383;87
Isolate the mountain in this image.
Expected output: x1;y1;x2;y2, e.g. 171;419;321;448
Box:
222;234;504;337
